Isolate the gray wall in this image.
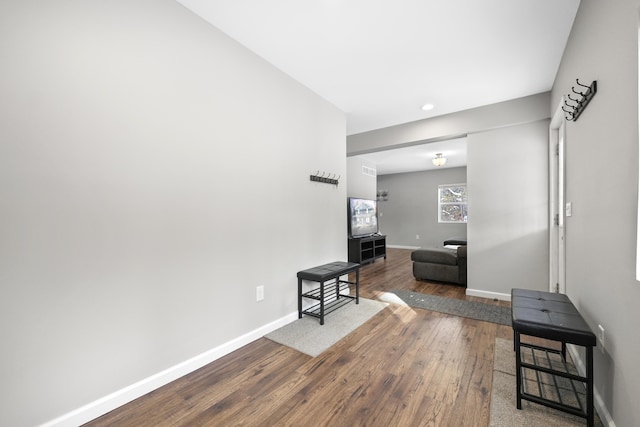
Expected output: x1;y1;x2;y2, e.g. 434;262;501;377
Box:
551;0;640;425
346;156;377;200
377;167;467;248
348;94;550;299
467;121;549;295
0;2;346;426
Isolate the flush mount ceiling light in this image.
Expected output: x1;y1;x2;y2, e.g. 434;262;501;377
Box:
421;103;435;111
432;153;447;167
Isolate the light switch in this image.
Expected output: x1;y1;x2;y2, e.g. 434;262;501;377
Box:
565;202;572;217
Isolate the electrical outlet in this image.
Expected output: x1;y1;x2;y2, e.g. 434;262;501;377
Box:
597;324;605;353
256;286;264;301
416;234;420;240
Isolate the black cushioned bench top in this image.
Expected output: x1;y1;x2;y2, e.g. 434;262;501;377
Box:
511;288;596;347
297;261;360;282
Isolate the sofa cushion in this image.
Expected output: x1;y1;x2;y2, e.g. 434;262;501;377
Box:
444;237;467;246
411;248;458;265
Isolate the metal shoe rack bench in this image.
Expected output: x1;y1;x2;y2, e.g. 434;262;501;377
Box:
297;261;360;325
511;288;597;427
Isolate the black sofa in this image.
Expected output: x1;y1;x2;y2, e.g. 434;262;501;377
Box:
411;238;467;286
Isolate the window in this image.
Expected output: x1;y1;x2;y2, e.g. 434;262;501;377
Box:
438;184;467;223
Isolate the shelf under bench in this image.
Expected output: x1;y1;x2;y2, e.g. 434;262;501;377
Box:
300;280;357;320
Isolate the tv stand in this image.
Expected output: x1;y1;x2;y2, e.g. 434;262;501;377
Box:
348;235;386;264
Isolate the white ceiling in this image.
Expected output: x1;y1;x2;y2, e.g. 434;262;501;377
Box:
359;137;467;175
176;0;580;173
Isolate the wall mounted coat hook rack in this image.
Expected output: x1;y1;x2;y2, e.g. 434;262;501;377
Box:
564;79;597;122
310;171;339;186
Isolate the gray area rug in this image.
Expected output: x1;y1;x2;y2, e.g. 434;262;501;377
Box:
265;298;388;357
390;289;512;326
490;337;603;426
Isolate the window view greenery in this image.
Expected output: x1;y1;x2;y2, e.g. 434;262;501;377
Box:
438;184;467;223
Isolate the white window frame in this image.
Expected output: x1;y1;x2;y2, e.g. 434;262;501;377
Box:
438;183;468;223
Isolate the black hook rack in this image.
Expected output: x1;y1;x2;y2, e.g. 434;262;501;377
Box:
310;170;340;186
563;79;597;121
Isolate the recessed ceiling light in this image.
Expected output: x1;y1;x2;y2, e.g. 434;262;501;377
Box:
421;103;434;111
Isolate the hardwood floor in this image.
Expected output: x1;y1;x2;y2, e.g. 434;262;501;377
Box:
85;248;514;426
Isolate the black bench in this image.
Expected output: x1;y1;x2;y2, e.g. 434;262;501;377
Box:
511;288;596;427
297;261;360;325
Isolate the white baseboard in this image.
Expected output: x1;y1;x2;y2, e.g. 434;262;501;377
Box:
387;244;421;250
565;345;616;427
465;288;511;301
39;311;299;427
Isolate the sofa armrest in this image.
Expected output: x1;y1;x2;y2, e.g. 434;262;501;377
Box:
457;245;467;285
457;245;467;259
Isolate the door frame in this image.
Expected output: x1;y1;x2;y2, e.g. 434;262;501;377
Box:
549;99;566;294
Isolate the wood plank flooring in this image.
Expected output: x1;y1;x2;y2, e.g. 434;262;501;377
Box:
85;248;514;427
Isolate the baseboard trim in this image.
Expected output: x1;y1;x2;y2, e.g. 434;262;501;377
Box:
465;288;511;301
39;311;299;427
387;245;421;250
565;345;616;427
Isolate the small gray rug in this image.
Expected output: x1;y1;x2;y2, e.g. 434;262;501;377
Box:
390;289;511;326
265;298;388;357
491;337;603;426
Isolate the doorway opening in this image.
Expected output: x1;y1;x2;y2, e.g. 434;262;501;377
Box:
550;99;566;294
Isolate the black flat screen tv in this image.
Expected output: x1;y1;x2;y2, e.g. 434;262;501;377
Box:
348;197;379;238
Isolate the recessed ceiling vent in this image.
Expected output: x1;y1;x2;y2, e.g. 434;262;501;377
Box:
362;165;377;177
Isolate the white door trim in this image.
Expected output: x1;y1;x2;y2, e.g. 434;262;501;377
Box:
550;99;566;294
